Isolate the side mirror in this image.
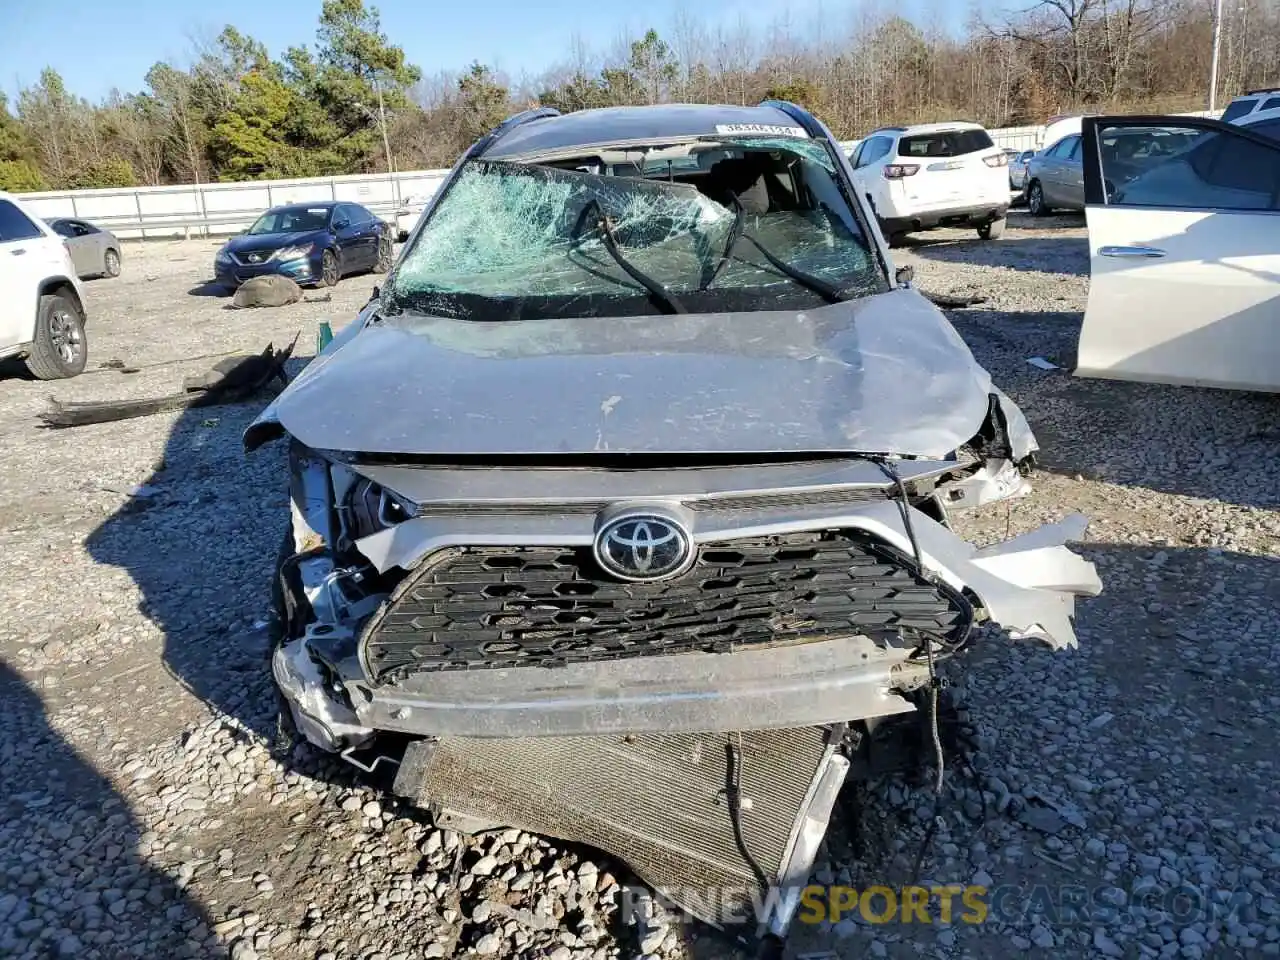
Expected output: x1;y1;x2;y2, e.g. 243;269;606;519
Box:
895;265;914;287
333;219;349;230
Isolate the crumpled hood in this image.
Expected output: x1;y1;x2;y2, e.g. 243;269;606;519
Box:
247;288;1037;460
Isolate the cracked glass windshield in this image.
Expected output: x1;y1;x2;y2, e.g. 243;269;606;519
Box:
385;136;887;320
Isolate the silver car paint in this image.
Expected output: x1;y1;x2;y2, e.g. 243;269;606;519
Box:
50;219;119;277
247;288;1039;462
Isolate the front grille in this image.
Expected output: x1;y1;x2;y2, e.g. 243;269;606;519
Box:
394;726;841;930
360;530;971;682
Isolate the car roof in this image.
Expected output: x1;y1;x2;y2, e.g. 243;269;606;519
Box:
897;121;986;134
268;201;339;212
1236;105;1280;126
482;104;812;159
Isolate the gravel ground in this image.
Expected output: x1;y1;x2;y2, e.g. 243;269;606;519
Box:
1;215;1277;960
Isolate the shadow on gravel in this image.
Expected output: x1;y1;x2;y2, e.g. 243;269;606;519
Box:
908;234;1090;277
187;281;230;298
0;357;36;383
84;386;300;745
0;660;214;958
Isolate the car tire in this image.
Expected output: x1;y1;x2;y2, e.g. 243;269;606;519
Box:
977;217;1006;241
103;248;121;278
320;249;340;287
25;293;88;380
372;233;393;274
1028;181;1051;217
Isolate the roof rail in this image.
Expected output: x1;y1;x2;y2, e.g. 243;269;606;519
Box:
1244;86;1280;96
758;99;826;139
472;106;561;158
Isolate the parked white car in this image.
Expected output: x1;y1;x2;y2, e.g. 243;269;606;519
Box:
848;122;1010;244
1219;87;1280;124
1075;114;1280;392
1230;104;1280;138
0;191;90;379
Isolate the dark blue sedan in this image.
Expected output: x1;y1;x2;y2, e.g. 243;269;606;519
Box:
213;201;393;290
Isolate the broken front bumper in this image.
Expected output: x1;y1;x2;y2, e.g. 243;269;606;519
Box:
273;500;1100;753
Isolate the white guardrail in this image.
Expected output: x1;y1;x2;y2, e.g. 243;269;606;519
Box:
18;115;1217;239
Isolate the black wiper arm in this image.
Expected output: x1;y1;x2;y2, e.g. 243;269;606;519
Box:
740;231;850;304
701;194;747;291
581;199;688;315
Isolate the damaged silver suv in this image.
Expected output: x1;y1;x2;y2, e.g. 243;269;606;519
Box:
245;101;1101;944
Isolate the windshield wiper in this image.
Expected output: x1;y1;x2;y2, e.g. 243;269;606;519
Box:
579;199;688;315
700;196;850;305
700;195;747;290
739;231;851;304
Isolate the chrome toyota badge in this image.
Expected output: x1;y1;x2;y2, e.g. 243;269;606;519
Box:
593;512;694;582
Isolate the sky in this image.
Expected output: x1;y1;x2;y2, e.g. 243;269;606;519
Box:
0;0;968;104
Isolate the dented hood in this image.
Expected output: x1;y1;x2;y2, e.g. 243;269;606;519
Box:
247;288;1037;459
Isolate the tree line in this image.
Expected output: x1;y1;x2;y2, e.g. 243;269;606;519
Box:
2;0;1278;192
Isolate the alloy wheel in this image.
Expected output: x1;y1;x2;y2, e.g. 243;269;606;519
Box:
49;307;85;366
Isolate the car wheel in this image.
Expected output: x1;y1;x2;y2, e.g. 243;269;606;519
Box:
321;249;340;287
977;217;1006;241
25;293;88;380
372;233;393;274
1028;181;1051;217
103;248;121;278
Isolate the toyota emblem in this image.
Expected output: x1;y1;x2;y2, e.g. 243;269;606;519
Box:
594;513;693;582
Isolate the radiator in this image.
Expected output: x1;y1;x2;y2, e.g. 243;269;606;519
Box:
393;725;850;937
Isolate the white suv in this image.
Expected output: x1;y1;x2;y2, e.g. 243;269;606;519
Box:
848;122;1010;244
1219;87;1280;123
0;191;89;379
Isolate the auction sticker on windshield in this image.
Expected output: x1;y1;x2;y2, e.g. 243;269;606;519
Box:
715;123;807;137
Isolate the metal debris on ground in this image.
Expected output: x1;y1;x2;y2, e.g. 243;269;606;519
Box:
37;336;298;429
920;290;988;308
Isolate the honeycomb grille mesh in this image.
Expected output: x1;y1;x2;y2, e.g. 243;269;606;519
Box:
360;530;970;682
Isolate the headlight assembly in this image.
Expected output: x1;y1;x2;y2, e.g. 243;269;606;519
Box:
274;243;316;262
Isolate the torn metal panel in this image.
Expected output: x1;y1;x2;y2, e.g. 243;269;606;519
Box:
936;458;1031;510
272;630;374;753
392;728;847;935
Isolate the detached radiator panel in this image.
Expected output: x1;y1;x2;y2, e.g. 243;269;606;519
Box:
394;726;849;933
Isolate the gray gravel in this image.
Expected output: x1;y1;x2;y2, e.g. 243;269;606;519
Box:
0;216;1276;960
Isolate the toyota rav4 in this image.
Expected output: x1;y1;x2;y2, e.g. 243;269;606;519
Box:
245;101;1102;945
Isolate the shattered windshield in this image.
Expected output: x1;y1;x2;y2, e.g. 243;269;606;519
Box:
384;136;887;321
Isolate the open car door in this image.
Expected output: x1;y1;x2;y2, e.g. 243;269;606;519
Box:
1077;115;1280;392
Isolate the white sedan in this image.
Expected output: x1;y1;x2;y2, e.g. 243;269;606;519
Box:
1075;114;1280;393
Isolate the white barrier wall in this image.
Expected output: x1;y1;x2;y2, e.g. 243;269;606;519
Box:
22;169;450;240
18;113;1218;239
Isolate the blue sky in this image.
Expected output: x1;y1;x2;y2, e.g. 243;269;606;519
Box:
1;0;966;103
